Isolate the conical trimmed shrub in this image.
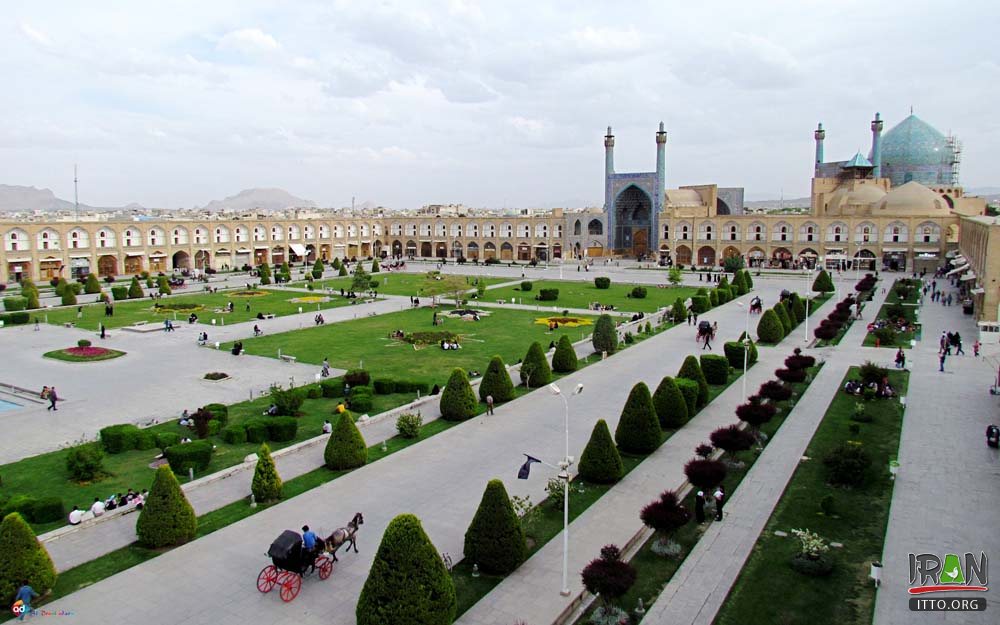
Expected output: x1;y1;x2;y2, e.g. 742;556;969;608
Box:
678;355;709;408
357;514;456;625
709;290;719;307
672;297;687;323
84;272;101;294
812;269;834;293
128;276;143;298
21;279;40;309
578;419;624;483
775;303;793;335
756;309;784;344
157;275;172;295
0;512;57;604
332;257;342;270
551;334;578;373
251;443;282;503
440;368;478;420
312;258;324;279
742;269;754;290
732;271;748;295
136;465;197;548
792;297;807;324
519;342;552;388
463;479;527;574
61;289;77;306
479;356;515;403
338;265;349;276
324;414;368;469
652;376;689;429
592;314;618;354
614;382;662;454
371;259;380;273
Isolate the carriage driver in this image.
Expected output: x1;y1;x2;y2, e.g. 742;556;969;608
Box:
302;525;318;564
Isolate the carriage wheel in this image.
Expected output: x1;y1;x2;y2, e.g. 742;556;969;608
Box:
256;565;278;593
279;573;302;602
317;554;335;580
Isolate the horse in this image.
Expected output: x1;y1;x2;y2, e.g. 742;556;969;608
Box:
322;512;364;562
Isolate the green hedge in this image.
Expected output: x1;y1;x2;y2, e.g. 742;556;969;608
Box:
0;496;64;524
202;403;229;426
111;286;129;301
3;296;26;312
594;277;611;289
245;419;270;444
267;417;298;442
321;377;346;398
630;286;647;299
373;378;430;395
674;378;700;417
652;376;689;429
678;355;709;408
691;295;711;313
164;440;213;474
155;432;181;449
99;424;142;454
699;354;730;385
348;387;374;412
0;311;30;325
134;430;157;451
221;424;247;445
537;288;559;301
324;415;367;470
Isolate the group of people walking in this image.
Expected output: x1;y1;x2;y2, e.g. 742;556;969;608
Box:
695;485;726;522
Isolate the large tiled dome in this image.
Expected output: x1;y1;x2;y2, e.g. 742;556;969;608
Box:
874;181;949;216
875;114;955;187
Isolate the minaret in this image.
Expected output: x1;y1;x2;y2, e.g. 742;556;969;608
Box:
654;122;666;249
604;126;615;250
814;123;825;176
604;126;615;178
871;112;883;179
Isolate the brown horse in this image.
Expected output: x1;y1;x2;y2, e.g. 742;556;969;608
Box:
322;512;364;561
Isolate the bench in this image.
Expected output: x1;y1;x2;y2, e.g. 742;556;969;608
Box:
63;322;75;328
496;299;506;304
279;354;297;363
262;313;276;320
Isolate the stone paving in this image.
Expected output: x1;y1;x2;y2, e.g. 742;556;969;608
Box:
38;279;798;624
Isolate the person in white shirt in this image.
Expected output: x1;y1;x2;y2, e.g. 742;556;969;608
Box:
68;506;83;525
322;420;333;434
90;498;105;517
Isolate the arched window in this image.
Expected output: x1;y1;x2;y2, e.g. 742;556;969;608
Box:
502;223;514;238
253;226;266;241
70;228;90;249
148;227;165;246
587;219;603;235
347;224;357;237
799;222;817;242
698;222;713;240
303;225;315;240
173;227;189;245
535;223;548;238
213;226;230;243
270;225;284;241
435;222;447;237
573;219;582;235
484;223;496;237
37;228;60;250
662;223;669;240
5;228;29;252
679;223;690;240
468;223;479;237
391;223;403;236
193;227;208;244
97;228;116;248
519;223;531;238
451;223;463;237
406;223;417;236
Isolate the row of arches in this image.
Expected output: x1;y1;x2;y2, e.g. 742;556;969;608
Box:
662;221;946;244
668;245;881;268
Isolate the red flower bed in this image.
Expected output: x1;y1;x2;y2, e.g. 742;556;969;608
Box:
65;346;112;358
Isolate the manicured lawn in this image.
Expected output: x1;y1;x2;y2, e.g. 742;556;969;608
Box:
43;347;126;362
487;279;700;313
227;307;599;386
294;273;510;296
39;288;360;330
863;279;921;348
715;368;908;625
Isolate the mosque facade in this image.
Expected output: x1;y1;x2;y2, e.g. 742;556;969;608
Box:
0;113;986;285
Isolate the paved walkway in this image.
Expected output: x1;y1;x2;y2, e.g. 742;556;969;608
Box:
40;282;798;625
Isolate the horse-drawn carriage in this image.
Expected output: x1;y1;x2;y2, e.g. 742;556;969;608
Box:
255;513;364;603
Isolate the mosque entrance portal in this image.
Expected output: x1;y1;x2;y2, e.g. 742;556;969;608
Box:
613;185;652;257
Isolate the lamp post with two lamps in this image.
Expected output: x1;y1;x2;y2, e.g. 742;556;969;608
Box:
735;301;752;401
803;265;815;342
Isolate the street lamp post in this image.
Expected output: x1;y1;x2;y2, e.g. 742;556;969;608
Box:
804;266;814;342
736;302;752;401
549;382;584;596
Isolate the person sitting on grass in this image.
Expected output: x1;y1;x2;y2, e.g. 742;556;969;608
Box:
188;313;198;324
263;404;278;416
68;505;83;525
322;420;333;434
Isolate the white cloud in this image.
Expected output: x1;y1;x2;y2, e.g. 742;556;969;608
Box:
217;28;281;54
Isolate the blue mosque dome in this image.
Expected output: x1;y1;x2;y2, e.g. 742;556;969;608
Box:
873;114;956;187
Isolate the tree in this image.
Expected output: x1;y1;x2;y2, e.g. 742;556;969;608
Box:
0;512;57;604
578;418;624;483
157;275;172;295
736;395;777;430
742;269;754;290
677;355;709;408
419;271;469;306
732;270;747;295
357;514;456;625
614;382;662;454
671;297;687;323
551;334;578;373
792;297;807;324
338;265;349;277
479;355;515;403
668;266;683;286
774;303;793;335
312;258;324;279
352;265;372;294
652;376;689;429
136;465;197;548
251;443;283;503
84;272;102;294
581;544;636;609
723;255;745;273
20;279;40;309
371;258;380;273
756;309;784;344
440;368;478;421
812;269;835;293
279;261;291;282
640;490;691;548
519;341;552;388
324;414;368;470
710;425;756;453
332;257;342;270
61;289;77;306
257;263;272;285
463;479;527;574
128;276;143;299
592;314;618;354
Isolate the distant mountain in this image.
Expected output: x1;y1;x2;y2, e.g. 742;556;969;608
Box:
197;188;317;212
0;185;92;212
743;196;811;209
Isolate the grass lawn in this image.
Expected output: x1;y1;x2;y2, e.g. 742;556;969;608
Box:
42;347;127;362
38;288;361;330
862;279;921;348
227;307;599;386
293;273;510;296
574;363;822;623
715;367;908;625
486;279;700;313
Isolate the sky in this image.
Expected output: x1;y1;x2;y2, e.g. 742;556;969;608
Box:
2;0;998;209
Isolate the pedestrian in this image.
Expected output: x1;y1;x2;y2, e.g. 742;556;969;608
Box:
895;348;905;369
694;491;706;523
713;485;725;521
702;331;713;350
693;311;699;324
33;318;39;331
47;387;58;411
77;306;83;319
100;323;106;340
687;311;692;325
486;394;494;415
13;580;38;621
974;340;981;357
955;332;965;355
939;350;947;372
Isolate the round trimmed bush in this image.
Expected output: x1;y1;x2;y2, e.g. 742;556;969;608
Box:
581;544;636;610
220;425;246;445
823;442;871;487
736;395;777;429
710;425;756;453
324;415;367;470
344;369;371;387
594;277;611;289
440;368;478;421
321;377;345;398
520;281;533;291
684;458;727;490
640;490;690;538
814;324;838;340
551;335;578;373
479;355;515;403
267;416;298;442
614;382;662;454
251;443;282;503
758;380;793;402
674;378;699;417
244;419;269;444
202;403;229;426
652;376;689;429
630;286;647;299
0;512;57;604
66;444;104;482
134;430;157;451
690;295;711;313
578;419;624;483
348;388;374;413
699;354;730;385
463;479;527;574
756;309;784;344
155;432;181;450
136;466;197;548
678;355;709;408
592;314;618;354
164;440;213;474
785;351;816;370
357;514;456;625
99;424;141;454
775;367;807;384
3;296;27;312
519;342;552;388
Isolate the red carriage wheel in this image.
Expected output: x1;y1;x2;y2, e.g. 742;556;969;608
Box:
279;573;302;602
257;565;278;593
317;554;335;580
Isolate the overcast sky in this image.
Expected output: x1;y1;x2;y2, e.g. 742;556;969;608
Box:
3;0;998;209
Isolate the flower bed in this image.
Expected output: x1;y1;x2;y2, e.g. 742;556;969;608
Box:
533;316;592;327
403;330;460;345
228;290;269;297
288;296;330;304
44;346;126;362
152;302;204;313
